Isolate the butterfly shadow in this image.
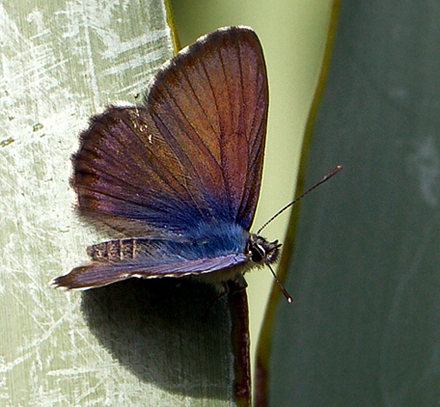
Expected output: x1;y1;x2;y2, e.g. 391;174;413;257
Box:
81;278;236;400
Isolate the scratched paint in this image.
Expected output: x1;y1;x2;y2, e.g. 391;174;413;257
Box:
0;1;207;405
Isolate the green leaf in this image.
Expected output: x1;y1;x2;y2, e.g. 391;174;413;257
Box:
257;0;440;405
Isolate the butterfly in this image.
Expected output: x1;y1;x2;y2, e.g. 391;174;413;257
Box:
51;26;286;295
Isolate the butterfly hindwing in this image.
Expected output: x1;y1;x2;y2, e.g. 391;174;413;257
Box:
53;254;248;290
73;106;206;238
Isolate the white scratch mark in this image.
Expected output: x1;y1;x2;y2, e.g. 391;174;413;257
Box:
101;29;170;60
80;1;100;109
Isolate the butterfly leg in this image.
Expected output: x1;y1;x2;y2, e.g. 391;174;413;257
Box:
202;282;231;320
203;276;249;320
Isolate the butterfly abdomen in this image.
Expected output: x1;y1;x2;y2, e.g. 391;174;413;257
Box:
86;223;252;264
87;239;146;262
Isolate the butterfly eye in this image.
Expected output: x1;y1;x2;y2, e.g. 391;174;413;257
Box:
250;243;265;263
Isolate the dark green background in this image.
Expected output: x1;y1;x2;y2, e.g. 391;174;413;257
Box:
269;1;440;406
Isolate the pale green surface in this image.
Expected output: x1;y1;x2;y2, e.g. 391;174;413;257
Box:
0;1;236;405
172;0;334;389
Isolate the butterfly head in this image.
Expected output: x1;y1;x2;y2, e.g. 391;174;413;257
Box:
247;234;282;265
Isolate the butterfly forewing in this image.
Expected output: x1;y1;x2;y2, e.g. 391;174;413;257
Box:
147;27;268;229
74;27;268;234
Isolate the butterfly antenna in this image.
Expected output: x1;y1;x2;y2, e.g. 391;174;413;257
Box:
257;165;342;235
268;264;293;303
